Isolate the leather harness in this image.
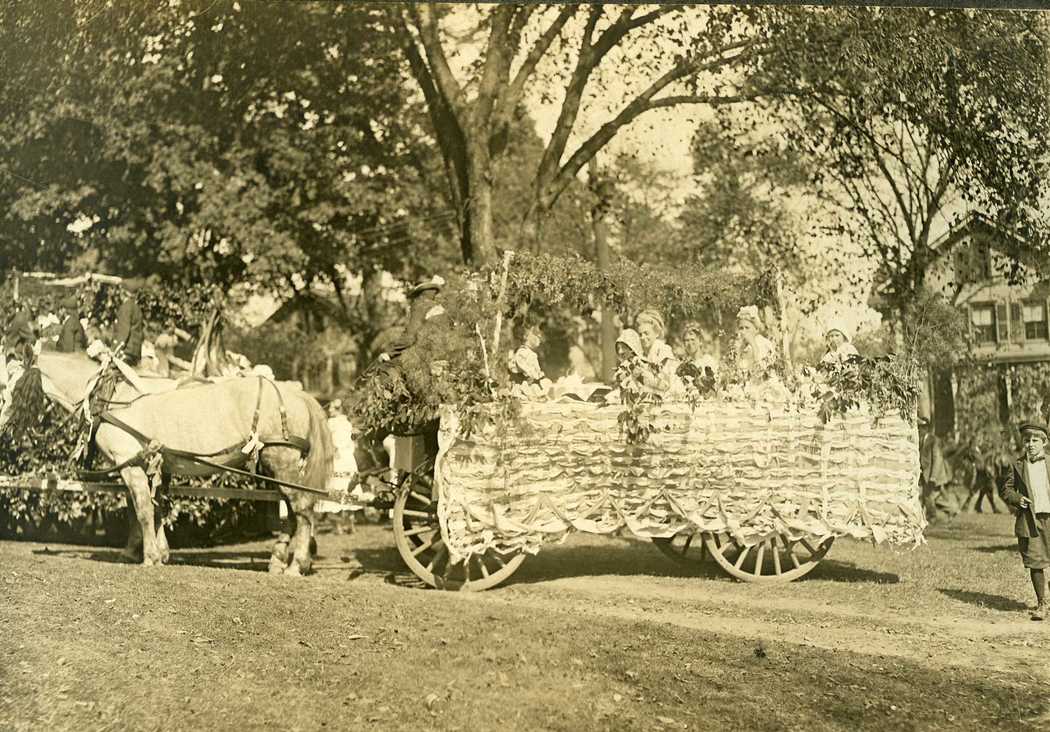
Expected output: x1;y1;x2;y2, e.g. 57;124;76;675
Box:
78;374;323;496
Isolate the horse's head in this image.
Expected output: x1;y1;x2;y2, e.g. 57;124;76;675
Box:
33;351;103;407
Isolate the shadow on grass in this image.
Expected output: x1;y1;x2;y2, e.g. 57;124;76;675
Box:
938;588;1028;612
32;547;133;565
350;541;901;589
31;546;274;573
972;543;1018;554
171;550;273;572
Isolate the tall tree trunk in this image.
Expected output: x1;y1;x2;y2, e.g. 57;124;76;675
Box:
589;159;616;382
465;148;497;266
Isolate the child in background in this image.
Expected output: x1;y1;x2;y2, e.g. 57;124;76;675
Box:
1000;421;1050;620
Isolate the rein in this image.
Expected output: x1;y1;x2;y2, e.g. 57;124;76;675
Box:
89;377;319;495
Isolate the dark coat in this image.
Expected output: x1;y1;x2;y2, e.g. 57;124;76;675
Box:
1000;458;1046;538
57;314;87;353
113;297;144;363
3;307;35;359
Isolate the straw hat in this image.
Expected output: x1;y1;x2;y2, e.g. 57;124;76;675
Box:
407;275;445;300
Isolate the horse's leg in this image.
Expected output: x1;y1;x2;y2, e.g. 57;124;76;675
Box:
122;508;143;562
268;498;293;574
155;474;171;564
383;434;396;484
119;466;163;566
284;492;317;577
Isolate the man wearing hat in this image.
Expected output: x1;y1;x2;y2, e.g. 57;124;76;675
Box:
57;294;87;353
3;297;37;366
1001;421;1050;619
378;276;446;362
111;278;145;366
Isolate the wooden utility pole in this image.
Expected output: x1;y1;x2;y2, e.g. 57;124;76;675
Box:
589;158;616;382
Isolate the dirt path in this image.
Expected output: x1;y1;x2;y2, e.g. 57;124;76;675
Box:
305;519;1050;688
487;578;1050;683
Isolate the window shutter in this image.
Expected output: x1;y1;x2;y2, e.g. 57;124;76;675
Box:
1010;301;1025;343
966;305;975;342
996;301;1009;342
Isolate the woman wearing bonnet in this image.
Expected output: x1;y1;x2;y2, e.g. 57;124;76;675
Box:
635;308;679;392
819;319;860;367
735;304;776;377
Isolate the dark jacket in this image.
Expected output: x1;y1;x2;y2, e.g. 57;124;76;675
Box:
114;297;144;364
3;307;35;360
1000;458;1046;537
57;314;87;353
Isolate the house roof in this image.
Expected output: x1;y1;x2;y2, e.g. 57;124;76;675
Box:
929;212;1021;252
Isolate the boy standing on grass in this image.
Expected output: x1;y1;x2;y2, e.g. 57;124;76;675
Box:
1000;421;1050;620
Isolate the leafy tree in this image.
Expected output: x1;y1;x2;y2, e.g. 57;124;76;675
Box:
1;1;450;301
753;7;1050;326
395;3;789;265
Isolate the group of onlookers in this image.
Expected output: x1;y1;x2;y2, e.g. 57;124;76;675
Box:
0;280;202;386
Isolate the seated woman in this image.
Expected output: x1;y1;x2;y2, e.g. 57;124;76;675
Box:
636;308;679;393
819;320;860;367
676;321;717;394
508;325;550;399
610;328;657;400
735;305;776;378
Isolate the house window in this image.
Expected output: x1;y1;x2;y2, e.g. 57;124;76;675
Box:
1023;301;1048;340
971;305;996;344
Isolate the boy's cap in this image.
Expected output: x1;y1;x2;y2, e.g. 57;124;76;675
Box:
1020;421;1049;439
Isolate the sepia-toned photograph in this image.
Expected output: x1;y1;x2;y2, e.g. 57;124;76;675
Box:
2;2;1049;729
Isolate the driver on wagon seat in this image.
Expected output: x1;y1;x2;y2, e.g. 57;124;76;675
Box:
378;276;446;363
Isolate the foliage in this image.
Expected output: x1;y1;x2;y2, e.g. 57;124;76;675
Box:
1;1;449;296
755;7;1050;319
613;356;663;444
814;357;921;424
397;4;797;264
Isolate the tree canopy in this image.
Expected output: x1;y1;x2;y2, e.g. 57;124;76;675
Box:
1;0;450;299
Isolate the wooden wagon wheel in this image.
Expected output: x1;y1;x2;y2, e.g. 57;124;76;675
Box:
652;533;706;565
391;462;525;591
702;531;833;583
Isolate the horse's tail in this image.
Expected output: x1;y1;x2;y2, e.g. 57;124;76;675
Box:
300;391;335;493
1;367;48;437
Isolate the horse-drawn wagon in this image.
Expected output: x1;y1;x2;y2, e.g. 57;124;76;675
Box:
383;398;924;590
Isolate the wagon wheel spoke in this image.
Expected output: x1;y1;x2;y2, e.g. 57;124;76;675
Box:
652;532;708;566
702;532;834;584
391;469;526;591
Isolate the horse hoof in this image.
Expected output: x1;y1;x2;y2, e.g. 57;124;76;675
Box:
268;559;286;575
284;563;303;577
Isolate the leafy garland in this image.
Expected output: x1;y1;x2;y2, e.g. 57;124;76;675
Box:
349;252;927;447
0;275;263;538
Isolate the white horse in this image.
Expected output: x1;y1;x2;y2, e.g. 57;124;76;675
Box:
26;352;337;574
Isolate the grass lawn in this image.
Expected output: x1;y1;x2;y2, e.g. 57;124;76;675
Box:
1;511;1048;731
